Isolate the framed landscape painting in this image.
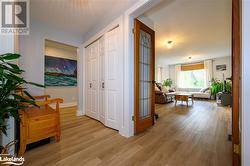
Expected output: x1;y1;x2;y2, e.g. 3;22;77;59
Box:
45;56;77;86
216;64;227;71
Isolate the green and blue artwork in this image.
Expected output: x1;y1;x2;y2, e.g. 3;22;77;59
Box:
45;56;77;86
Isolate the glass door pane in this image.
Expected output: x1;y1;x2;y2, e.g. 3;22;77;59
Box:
139;30;152;120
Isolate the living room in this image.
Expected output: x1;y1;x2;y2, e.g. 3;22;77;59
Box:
155;56;232;105
137;0;233;106
135;1;233;164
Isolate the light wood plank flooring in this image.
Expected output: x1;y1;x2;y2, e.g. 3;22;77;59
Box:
23;100;232;166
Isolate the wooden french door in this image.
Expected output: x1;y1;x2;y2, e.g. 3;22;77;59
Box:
134;19;155;134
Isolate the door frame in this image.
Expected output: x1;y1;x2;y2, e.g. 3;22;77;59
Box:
124;0;241;165
232;0;240;165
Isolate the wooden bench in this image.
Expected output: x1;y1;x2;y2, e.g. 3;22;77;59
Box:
18;95;63;156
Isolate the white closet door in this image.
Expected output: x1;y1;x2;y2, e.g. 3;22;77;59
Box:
86;46;92;116
99;37;105;124
104;27;122;130
86;41;99;120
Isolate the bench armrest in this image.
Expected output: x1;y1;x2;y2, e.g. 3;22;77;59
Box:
33;95;51;100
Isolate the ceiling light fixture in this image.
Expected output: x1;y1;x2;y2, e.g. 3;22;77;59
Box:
188;56;192;61
166;40;173;49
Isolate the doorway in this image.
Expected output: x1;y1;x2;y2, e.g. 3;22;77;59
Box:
44;39;78;110
132;0;240;165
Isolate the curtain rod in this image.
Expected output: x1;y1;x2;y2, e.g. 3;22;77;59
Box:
84;25;119;48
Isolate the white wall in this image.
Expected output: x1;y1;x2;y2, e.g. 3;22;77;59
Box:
45;41;78;106
123;0;162;137
169;65;176;87
19;19;84;114
242;0;250;165
137;15;154;29
0;35;16;155
212;56;232;81
156;66;170;83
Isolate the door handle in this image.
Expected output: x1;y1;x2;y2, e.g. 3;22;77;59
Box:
102;82;105;89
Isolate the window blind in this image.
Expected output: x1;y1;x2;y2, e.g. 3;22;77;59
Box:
181;63;204;71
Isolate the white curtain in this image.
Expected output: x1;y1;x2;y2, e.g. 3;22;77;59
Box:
204;60;213;87
157;67;162;83
174;65;181;88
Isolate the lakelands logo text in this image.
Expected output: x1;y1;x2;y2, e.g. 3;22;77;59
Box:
0;154;25;165
0;0;30;35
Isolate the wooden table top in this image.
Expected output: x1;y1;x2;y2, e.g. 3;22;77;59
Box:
175;93;193;96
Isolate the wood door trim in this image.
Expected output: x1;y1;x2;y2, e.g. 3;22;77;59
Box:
134;19;155;134
232;0;240;165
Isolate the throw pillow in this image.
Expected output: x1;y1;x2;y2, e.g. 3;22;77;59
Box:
155;86;160;91
161;86;169;93
169;88;176;92
200;87;210;93
155;83;162;91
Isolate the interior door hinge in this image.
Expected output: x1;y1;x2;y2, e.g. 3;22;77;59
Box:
132;116;134;121
132;28;135;34
233;144;240;155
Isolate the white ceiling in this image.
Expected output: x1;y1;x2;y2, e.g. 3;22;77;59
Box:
143;0;232;67
30;0;138;39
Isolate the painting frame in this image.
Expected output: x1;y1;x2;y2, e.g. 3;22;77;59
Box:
44;55;77;87
216;64;227;71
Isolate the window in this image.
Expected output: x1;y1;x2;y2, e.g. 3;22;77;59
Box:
178;69;205;89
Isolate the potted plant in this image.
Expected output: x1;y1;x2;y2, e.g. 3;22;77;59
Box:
0;53;43;154
225;80;232;93
163;78;172;88
210;78;224;99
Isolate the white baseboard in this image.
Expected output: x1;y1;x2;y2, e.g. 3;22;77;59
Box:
49;102;85;117
77;110;84;116
50;102;77;109
60;102;77;108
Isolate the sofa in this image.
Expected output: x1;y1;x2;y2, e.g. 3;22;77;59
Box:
155;83;175;104
191;88;211;99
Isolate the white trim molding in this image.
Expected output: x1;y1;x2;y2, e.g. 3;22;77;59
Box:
60;102;77;108
241;1;250;165
50;102;77;108
123;0;161;137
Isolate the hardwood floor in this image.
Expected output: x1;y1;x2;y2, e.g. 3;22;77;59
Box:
23;100;232;166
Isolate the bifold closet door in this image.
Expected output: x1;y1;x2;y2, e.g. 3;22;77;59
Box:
86;41;99;120
99;37;105;124
104;27;122;130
